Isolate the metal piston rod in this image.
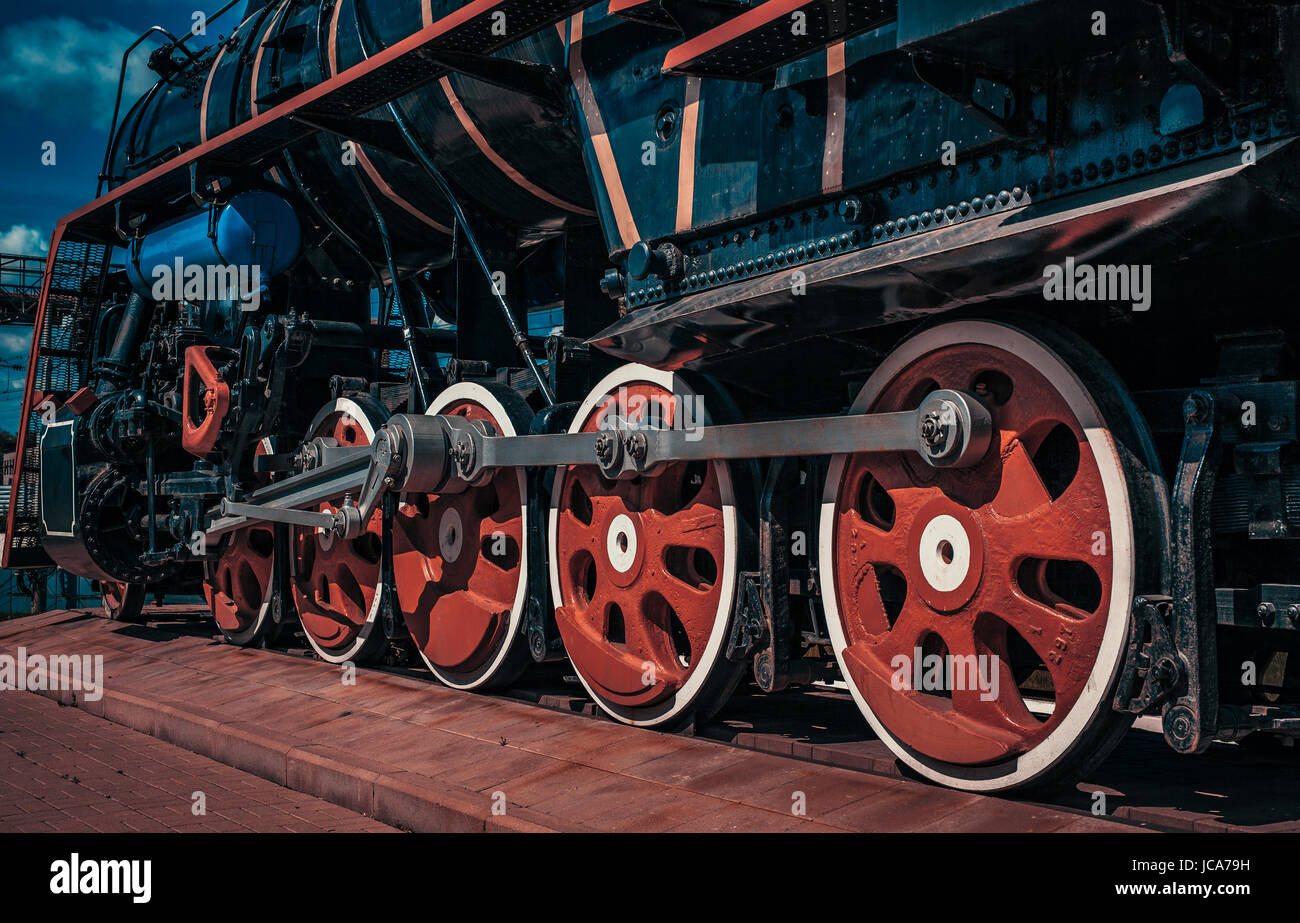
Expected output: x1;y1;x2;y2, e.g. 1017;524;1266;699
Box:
204;390;992;545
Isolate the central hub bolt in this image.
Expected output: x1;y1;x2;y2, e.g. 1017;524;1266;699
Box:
439;506;464;564
908;500;985;612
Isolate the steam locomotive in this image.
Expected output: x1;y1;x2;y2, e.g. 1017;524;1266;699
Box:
7;0;1300;793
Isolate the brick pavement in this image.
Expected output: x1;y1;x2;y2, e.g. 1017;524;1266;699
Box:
0;610;1135;833
0;691;396;833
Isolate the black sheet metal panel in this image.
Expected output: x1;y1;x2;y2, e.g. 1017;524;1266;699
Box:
37;422;75;541
588;139;1300;371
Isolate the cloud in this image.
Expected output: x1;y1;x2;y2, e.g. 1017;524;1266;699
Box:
0;331;32;360
0;225;49;256
0;17;157;128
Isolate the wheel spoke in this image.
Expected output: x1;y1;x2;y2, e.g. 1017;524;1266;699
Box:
943;621;1043;741
623;597;683;681
651;573;715;658
993;591;1104;706
990;435;1054;518
640;507;725;560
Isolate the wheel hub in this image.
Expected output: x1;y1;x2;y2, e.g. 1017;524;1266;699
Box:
439;506;464;564
604;511;644;586
909;501;983;611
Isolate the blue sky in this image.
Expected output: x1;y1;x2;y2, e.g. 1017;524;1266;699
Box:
0;2;225;430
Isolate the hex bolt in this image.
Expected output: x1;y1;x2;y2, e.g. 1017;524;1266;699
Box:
1258;602;1276;627
594;432;616;465
452;437;473;470
656;109;677;141
1288;604;1300;627
626;432;647;462
1167;708;1195;749
920;414;940;444
837;196;864;225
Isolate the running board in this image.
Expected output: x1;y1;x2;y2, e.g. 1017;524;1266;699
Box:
663;0;896;80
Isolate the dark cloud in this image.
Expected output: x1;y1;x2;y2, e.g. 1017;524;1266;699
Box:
0;17;157;129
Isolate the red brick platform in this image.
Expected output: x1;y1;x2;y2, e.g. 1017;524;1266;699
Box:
1;609;1142;833
0;693;395;832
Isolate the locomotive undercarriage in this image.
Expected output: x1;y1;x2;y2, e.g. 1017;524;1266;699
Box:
47;276;1300;793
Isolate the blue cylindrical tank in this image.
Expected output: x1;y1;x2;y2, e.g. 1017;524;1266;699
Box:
125;190;302;300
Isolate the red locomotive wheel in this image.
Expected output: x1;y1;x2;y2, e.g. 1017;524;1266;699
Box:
290;397;390;664
820;320;1163;792
549;364;748;729
99;581;145;622
204;525;276;646
204;439;283;647
393;383;533;690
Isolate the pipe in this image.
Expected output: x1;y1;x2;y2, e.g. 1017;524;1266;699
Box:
94;293;152;394
350;171;433;410
351;2;557;407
